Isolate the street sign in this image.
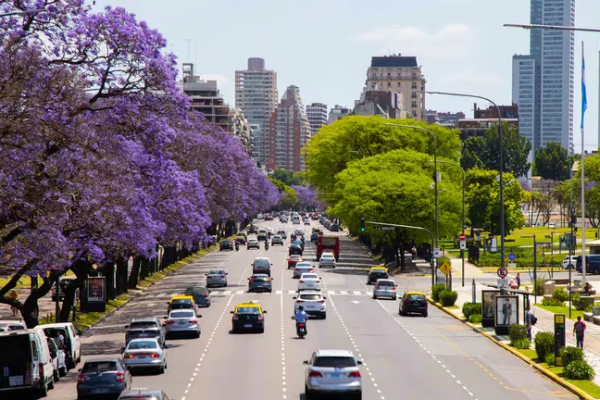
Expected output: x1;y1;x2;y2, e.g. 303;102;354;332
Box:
460;241;466;250
497;278;509;289
439;263;452;276
459;234;466;241
497;266;508;279
433;248;441;258
374;226;395;231
508;263;516;268
508;252;517;261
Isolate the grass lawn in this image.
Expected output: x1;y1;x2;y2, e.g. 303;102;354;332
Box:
514;348;600;398
537;304;585;321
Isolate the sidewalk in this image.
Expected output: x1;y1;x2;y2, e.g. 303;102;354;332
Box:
445;283;600;388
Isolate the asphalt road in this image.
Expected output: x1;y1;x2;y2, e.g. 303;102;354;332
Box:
45;219;576;400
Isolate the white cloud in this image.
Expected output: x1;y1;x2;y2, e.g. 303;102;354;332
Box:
200;74;230;90
354;24;474;62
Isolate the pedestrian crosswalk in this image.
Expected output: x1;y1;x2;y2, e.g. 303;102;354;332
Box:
150;289;376;298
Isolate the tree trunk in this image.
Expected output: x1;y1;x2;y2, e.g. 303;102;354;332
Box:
127;257;142;289
21;273;56;328
115;257;127;295
59;260;89;322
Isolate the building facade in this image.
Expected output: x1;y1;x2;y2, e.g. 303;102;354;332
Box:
328;105;351;124
354;90;408;119
306;103;328;136
512;55;536;153
267;86;311;172
229;109;253;155
457;104;519;140
235;57;278;168
425;110;465;127
364;54;426;120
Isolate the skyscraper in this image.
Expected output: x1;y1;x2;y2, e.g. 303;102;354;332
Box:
306;103;328;136
235;58;278;168
512;55;536;151
267;86;311;172
512;0;574;154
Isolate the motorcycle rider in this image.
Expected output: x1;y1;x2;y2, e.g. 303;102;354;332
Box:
265;240;269;250
294;305;308;335
235;241;239;251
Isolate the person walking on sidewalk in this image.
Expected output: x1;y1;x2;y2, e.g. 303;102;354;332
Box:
525;307;533;340
574;316;586;349
8;289;19;317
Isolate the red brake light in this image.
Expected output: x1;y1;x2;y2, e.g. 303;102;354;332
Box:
376;285;381;290
166;320;175;324
309;371;322;377
124;353;134;359
404;300;411;304
232;315;239;320
348;371;361;378
220;275;225;278
189;318;198;323
297;299;305;303
78;373;85;383
116;371;125;382
317;300;325;303
150;353;160;358
391;286;396;291
258;315;264;320
316;281;320;283
299;280;304;283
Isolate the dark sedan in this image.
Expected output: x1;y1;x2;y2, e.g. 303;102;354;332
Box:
248;274;273;292
219;240;234;251
399;292;428;317
184;285;211;307
367;270;389;285
289;244;303;256
231;303;267;333
77;358;132;399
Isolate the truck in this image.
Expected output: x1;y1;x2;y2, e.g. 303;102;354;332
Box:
317;236;339;261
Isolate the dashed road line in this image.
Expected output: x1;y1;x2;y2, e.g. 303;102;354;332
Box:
280;287;287;399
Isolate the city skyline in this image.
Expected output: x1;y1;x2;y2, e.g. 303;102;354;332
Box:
89;0;600;150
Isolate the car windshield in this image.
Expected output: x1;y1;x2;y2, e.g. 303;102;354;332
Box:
171;310;195;318
321;255;334;259
128;340;158;350
300;294;322;300
407;294;425;301
314;356;357;368
82;361;118;373
129;322;157;329
296;263;312;268
236;307;260;314
378;281;394;286
302;274;318;279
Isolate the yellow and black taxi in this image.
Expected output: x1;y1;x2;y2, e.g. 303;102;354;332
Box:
167;295;199;315
219;239;234;251
398;291;428;317
235;235;247;245
367;266;389;285
230;301;267;333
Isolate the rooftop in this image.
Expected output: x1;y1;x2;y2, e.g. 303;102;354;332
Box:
371;55;418;68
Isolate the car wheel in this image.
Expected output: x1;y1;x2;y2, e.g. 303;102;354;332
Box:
39;380;48;397
59;367;67;377
595;268;600;275
53;369;59;382
321;312;326;319
196;331;201;338
423;311;428;317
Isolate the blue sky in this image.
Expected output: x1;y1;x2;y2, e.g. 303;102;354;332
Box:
91;0;600;151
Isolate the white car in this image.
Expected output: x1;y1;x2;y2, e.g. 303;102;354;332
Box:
298;273;322;291
304;349;363;398
319;253;336;268
294;262;314;278
293;290;327;319
47;337;67;380
372;279;397;300
122;338;167;373
563;256;577;269
164;309;201;338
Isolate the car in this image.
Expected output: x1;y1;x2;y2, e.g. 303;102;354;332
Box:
77;358;132;399
293;291;327;319
206;269;228;287
51;275;81;301
372;279;397;300
310;232;320;242
367;266;389;284
163;309;201;338
277;230;288;239
118;389;172;400
252;257;272;276
257;229;268;241
563;255;577;269
247;238;260;249
248;225;258;234
281;216;289;223
47;336;67;380
288;254;303;269
294;229;305;237
42;322;82;370
248;273;273;292
230;302;267;333
399;291;428;317
235;236;247;245
293;216;301;224
264;214;273;221
298;273;322;291
257;214;264;219
125;317;166;347
303;349;363;399
289;244;303;256
318;253;336;268
311;214;320;220
0;318;26;332
167;295;199;315
292;239;304;248
304;218;311;225
271;235;284;245
219;240;234;251
184;285;211;307
122;338;167;373
294;262;315;278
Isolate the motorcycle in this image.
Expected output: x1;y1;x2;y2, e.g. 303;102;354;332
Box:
235;243;239;251
265;242;270;250
296;322;306;338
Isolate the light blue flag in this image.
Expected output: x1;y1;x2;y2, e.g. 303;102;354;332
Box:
582;45;587;130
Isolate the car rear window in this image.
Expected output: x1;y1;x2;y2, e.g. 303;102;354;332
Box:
130;322;158;329
314;356;357;367
170;299;192;304
236;307;260;314
128;340;158;350
378;281;394;286
296;263;311;268
253;276;269;281
302;274;318;279
300;294;322;300
186;287;207;295
171;310;195;318
119;397;159;400
208;270;225;275
407;294;425;301
82;361;118;373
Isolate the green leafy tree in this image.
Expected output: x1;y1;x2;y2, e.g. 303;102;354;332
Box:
535;142;571;181
305;116;462;201
271;169;305;186
465;168;525;236
460;137;484;171
267;176;298;210
479;123;531;177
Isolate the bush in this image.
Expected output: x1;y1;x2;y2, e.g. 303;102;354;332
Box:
572;292;582;310
432;283;446;302
564;360;596;380
509;324;528;344
462;302;482;319
553;287;569;303
534;331;555;362
560;346;584;367
533;279;545;296
512;338;531;349
468;314;482;324
545;353;556;367
542;297;563;306
439;290;458;307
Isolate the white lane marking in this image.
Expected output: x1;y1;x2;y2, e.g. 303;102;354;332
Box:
353;290;362;295
328;290;336;295
276;290;283;294
236;290;244;295
223;290;231;295
340;290;348;295
287;290;295;295
374;300;479;400
328;295;386;400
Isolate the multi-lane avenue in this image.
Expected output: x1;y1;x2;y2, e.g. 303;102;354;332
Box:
45;219;576;400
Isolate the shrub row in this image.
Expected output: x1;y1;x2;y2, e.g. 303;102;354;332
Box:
462;302;481;319
533;332;595;380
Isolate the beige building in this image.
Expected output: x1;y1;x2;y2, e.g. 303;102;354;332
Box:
364;55;426;120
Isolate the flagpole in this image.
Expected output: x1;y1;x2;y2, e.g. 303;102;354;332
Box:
581;41;587;283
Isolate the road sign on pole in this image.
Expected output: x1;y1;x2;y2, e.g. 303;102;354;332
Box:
507;252;517;261
459;234;466;250
433;248;441;258
440;262;452;276
497;266;508;279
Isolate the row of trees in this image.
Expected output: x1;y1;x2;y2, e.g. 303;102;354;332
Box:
0;1;278;326
305;116;526;270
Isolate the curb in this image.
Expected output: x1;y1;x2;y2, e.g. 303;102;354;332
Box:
426;298;593;400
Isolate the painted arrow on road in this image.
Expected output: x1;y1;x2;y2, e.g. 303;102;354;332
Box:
350;300;361;304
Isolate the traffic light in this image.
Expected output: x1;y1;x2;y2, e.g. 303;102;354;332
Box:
360;217;365;232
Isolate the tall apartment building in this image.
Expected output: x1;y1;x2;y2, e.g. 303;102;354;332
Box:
328;105;351;124
267;86;311;172
306;103;328;136
235;58;278;168
354;90;408;119
364;55;426;120
512;55;536;152
512;0;574;154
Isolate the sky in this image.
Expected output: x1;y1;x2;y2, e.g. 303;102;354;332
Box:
90;0;600;151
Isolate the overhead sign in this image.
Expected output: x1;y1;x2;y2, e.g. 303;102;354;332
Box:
508;252;517;261
374;226;395;231
497;267;508;279
439;262;452;276
497;278;509;289
433;248;441;258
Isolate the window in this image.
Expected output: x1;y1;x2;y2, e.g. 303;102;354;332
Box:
314;356;357;367
411;92;417;99
411;101;417;108
411;82;417;89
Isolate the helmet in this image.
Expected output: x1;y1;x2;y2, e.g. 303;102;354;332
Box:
298;305;304;311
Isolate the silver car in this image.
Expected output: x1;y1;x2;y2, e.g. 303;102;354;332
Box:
247;238;260;249
205;269;228;287
319;253;336;268
271;235;284;245
163;309;201;338
122;338;167;373
304;349;362;398
372;279;398;300
293;262;314;278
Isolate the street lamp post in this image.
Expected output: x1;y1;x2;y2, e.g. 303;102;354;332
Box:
0;9;47;17
427;91;505;269
386;123;439;282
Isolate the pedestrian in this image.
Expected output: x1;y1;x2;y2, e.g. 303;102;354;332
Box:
516;273;521;289
8;289;19;317
524;306;536;340
584;282;592;296
574;316;586;349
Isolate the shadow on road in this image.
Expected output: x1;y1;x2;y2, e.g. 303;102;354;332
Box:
82;340;123;356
